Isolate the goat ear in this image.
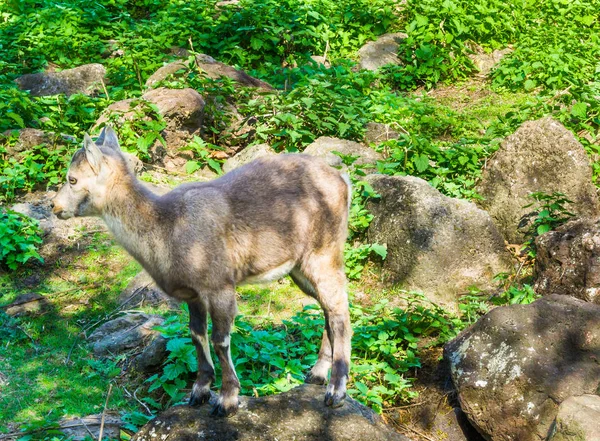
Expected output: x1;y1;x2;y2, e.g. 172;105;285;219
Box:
102;125;121;151
95;126;107;145
83;133;103;174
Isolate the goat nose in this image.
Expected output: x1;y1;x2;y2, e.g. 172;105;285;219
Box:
50;201;55;209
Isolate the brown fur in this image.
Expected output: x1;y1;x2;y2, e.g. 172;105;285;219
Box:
52;126;352;416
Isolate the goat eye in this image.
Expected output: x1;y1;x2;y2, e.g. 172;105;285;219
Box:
68;177;77;185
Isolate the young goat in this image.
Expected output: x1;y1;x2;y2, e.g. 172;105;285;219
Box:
52;126;352;417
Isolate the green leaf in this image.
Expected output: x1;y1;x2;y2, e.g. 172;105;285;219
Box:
571;102;587;119
414;154;429;173
185;161;201;174
537;224;551;235
523;79;536;91
370;243;387;259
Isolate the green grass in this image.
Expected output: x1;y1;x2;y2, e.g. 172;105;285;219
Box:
0;236;140;430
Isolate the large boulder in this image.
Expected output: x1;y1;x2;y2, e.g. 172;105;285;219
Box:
445;295;600;441
550;395;600;441
88;312;164;357
534;217;600;304
146;54;272;90
357;33;407;71
366;174;512;305
94;87;205;168
222;143;275;173
476;117;599;244
15;64;107;97
132;384;411;441
304;137;382;169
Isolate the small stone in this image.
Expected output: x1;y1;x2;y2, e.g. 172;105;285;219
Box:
304;136;382;169
4;293;49;317
222;143;275;173
88;313;164;357
357;33;407;71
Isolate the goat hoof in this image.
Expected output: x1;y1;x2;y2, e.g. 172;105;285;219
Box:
324;390;346;408
189;385;212;407
210;399;239;418
305;372;327;385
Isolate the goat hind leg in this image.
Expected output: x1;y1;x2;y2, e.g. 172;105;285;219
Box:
188;299;215;406
314;270;351;408
290;269;332;385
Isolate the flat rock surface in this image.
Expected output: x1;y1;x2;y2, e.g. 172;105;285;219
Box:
132;384;412;441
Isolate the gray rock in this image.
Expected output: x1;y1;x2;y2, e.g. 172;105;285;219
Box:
358;33;407;71
132;335;168;373
534;217;600;304
10;201;54;235
366;174;512;306
468;46;513;77
142;87;205;134
146;54;272;90
476;117;599;244
222;143;275;173
132;384;411;441
88;313;164;357
310;55;331;68
59;414;121;441
550;395;600;441
1;128;75;157
364;122;400;144
304;136;382;168
122;151;144;175
445;295;600;441
145;61;188;88
15;64;106;97
118;271;179;310
3;293;49;317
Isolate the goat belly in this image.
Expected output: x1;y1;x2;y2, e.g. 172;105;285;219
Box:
238;260;295;285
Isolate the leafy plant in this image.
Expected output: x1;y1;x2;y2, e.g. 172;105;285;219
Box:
105;100;167;162
376;135;488;199
492;284;538;306
521;191;575;258
0;136;75;202
245;64;375;151
0;210;43;271
181;136;226;175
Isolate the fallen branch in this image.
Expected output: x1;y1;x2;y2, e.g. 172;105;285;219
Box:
98;383;113;441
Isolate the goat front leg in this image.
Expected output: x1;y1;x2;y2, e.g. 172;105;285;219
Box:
188;299;215;406
209;291;240;417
